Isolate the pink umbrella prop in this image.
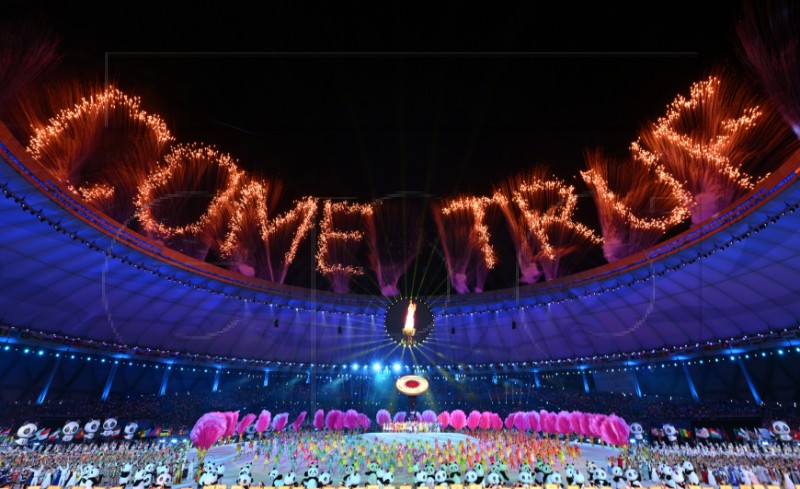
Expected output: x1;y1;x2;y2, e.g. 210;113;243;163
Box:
393;411;407;423
255;410;271;434
272;413;289;432
237;413;257;437
376;409;391;426
421;410;437;423
190;412;227;450
437;411;450;430
450;410;467;431
292;411;307;431
313;409;325;431
491;413;503;430
358;413;371;431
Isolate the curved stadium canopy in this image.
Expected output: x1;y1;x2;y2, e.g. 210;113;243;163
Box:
2;123;800;367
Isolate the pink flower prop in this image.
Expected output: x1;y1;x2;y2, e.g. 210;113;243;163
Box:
505;412;516;430
578;413;592;436
393;411;407;423
422;410;437;423
272;412;289;432
479;412;492;430
344;409;359;430
527;411;540;432
467;410;481;431
292;411;307;431
313;409;325;431
450;410;467;431
358;413;371;430
190;412;227;450
514;412;531;431
556;411;572;434
237;413;257;436
603;414;630;445
437;411;450;430
224;411;240;438
325;410;340;430
491;413;503;430
255;410;271;433
569;411;583;435
376;409;391;426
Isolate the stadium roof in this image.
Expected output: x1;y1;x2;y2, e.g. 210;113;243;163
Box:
2;123;800;367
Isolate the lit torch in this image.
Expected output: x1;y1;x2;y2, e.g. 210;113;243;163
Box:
402;300;417;344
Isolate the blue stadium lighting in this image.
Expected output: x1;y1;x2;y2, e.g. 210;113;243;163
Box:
393;363;401;372
23;348;29;354
37;350;44;356
372;363;381;372
351;363;358;370
2;345;7;351
778;349;784;355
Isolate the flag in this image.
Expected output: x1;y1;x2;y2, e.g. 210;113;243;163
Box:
650;427;663;438
35;428;51;441
48;429;62;441
0;427;10;437
680;428;692;438
160;428;172;437
735;428;749;440
708;428;723;440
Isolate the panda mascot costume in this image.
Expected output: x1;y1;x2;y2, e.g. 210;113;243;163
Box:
124;422;139;441
624;468;642;488
102;418;120;438
79;465;102;488
14;422;37;448
238;463;254;489
119;463;134;486
341;464;361;488
302;463;320;489
62;421;81;442
84;420;101;442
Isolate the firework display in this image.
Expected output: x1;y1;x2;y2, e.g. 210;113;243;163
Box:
738;0;800;138
495;170;601;281
581;149;689;262
9;27;799;294
316;201;374;293
219;178;319;283
366;199;424;296
632;73;797;225
433;196;497;294
26;86;173;223
135;143;244;261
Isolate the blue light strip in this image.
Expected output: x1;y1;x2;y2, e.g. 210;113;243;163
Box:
581;370;590;393
681;363;699;402
737;357;762;405
37;357;60;405
630;369;642;398
213;370;222;392
159;366;171;396
101;362;119;401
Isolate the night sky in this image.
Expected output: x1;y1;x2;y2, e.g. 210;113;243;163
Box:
3;1;752;293
6;1;746;202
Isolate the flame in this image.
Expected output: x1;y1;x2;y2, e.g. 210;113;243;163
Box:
402;300;417;340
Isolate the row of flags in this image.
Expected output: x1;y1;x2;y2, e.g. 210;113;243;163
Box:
0;426;180;442
650;427;727;440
